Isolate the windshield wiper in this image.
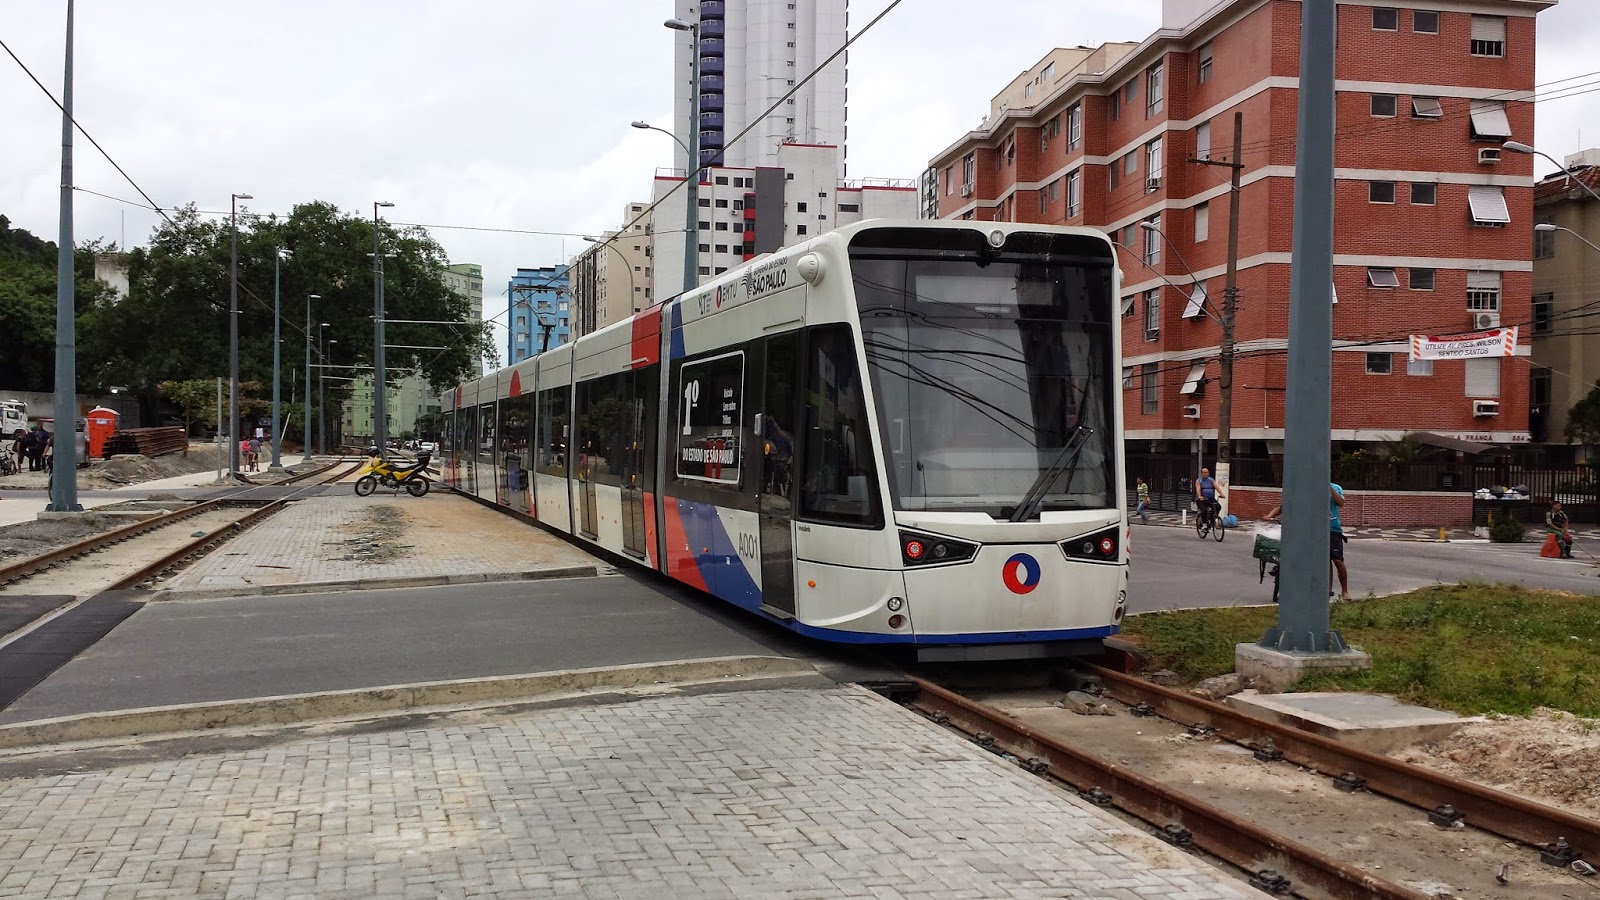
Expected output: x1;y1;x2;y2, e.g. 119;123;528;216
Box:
1008;425;1093;523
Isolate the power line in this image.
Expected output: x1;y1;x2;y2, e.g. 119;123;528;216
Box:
0;34;174;227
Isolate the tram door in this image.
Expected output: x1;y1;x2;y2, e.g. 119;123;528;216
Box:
619;384;647;558
757;333;799;616
577;382;598;538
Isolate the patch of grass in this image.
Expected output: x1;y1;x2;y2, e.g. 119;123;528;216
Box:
1120;584;1600;717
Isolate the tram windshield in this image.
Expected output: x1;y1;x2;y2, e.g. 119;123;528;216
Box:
851;229;1116;516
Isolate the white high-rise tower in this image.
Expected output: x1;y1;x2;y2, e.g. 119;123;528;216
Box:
673;0;848;179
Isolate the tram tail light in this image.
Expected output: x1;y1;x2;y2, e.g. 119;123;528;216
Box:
899;531;977;567
1061;527;1121;562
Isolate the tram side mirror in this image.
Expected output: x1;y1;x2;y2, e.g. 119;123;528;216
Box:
753;412;763;437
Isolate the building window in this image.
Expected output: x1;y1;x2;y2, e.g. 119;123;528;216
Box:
1467;271;1502;311
797;224;807;235
698;266;711;275
715;244;728;253
1465;358;1501;398
1109;90;1121;122
715;199;728;208
715;176;728;185
1366;353;1393;375
1369;181;1396;204
516;316;527;328
1367;267;1400;288
1067;103;1082;151
1370;94;1397;117
1414;10;1440;34
1122;367;1135;390
943;166;952;195
1145;138;1163;187
1109;161;1120;190
1469;100;1512;140
1409;268;1436;291
961;152;975;188
839;203;859;213
1121;295;1136;319
1408;357;1433;376
1467;185;1510;226
698;243;710;252
797;201;808;213
1144;288;1160;339
1197;42;1213;84
1371;7;1398;31
1124;152;1139;176
1534;293;1554;333
715;267;727;274
1024;82;1033;99
1194;201;1209;242
1195;120;1211;160
697;198;711;207
1410;182;1437;205
699;220;710;230
1125;77;1139;104
715;222;728;231
1471;15;1506;57
1534;219;1556;258
1066;170;1081;218
733;223;745;233
1142;363;1159;413
1411;96;1443;118
1146;63;1163;115
1143;217;1161;265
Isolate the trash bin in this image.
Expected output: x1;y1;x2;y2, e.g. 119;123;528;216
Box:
86;406;119;459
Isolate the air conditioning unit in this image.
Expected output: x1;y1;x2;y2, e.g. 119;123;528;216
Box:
1472;311;1501;329
1478;148;1501;164
1473;400;1500;417
1145;177;1162;192
960;183;974;197
1182;404;1201;419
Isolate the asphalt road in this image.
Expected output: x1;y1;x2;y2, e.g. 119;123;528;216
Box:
1128;523;1600;612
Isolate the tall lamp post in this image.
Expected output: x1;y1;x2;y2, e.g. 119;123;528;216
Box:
373;201;395;454
1536;222;1600;254
47;0;81;511
318;331;336;455
666;15;701;294
304;296;321;460
228;191;253;477
1504;142;1600;203
269;248;290;471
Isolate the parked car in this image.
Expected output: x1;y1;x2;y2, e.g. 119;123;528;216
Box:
419;441;437;453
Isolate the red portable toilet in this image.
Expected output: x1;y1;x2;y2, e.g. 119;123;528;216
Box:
86;406;119;459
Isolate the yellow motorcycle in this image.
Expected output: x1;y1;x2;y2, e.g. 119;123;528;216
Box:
355;448;432;497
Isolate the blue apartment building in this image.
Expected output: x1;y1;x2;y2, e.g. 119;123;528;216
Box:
507;265;571;364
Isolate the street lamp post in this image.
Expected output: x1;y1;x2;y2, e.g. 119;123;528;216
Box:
1504;141;1600;203
632;117;698;295
228;191;253;477
269;249;290;471
319;331;336;455
373;201;395;454
304;296;320;460
666;16;700;294
1536;222;1600;255
47;0;81;511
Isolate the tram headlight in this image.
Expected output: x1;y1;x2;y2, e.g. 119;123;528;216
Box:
987;228;1007;248
1062;527;1121;562
900;530;977;566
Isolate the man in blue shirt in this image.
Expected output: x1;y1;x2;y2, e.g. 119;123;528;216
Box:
1265;481;1350;600
1193;467;1224;526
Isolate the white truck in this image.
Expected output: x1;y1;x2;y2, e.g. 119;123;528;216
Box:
1;400;27;439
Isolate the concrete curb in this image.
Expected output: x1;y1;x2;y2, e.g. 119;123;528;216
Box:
0;654;816;751
149;564;602;600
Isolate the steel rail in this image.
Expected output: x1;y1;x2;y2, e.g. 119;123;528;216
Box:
904;677;1428;900
1084;663;1600;864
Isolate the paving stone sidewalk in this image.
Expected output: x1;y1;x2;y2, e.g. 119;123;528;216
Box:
158;493;598;592
0;686;1262;899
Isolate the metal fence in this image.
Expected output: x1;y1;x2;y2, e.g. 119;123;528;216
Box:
1124;453;1200;513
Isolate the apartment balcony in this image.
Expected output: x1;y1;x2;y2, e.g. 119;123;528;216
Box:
699;37;724;55
699;91;724;112
698;55;724;75
699;129;725;149
699;147;722;168
699;17;725;36
699;74;724;92
698;112;724;130
699;0;725;18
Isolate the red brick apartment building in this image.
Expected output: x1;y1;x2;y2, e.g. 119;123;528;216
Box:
925;0;1552;482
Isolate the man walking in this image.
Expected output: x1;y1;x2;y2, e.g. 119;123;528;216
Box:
1135;476;1150;525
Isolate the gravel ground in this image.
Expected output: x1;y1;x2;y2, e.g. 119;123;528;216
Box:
0;444;226;491
1397;708;1600;819
0;516;124;564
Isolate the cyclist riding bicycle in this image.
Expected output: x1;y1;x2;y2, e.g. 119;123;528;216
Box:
1194;467;1225;528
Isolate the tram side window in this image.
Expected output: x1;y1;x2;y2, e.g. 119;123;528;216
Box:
576;374;626;487
500;396;533;491
798;326;882;528
535;387;568;476
675;352;744;488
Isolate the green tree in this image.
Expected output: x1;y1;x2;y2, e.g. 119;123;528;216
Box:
81;202;492;426
0;215;117;392
159;379;221;436
1566;381;1600;447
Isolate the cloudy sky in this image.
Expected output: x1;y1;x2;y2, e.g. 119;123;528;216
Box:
3;0;1596;360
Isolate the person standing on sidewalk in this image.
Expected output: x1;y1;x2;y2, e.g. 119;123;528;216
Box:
1135;476;1150;525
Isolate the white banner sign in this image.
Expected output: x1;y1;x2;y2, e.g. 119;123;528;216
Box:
1410;327;1517;361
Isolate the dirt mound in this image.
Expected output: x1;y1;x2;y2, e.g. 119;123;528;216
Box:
0;515;123;562
1396;708;1600;818
87;444;224;487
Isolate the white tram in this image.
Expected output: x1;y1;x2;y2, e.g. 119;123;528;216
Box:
442;220;1127;660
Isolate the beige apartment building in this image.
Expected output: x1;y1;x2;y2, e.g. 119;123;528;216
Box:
1531;150;1600;459
570;201;654;338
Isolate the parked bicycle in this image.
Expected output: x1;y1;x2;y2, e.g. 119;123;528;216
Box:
355;448;433;497
0;446;16;477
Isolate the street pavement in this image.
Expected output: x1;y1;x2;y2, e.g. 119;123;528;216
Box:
0;575;796;724
1128;522;1600;612
0;683;1261;899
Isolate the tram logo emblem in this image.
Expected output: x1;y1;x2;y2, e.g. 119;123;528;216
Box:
1001;552;1041;595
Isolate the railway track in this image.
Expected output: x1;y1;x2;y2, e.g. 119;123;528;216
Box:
896;670;1597;900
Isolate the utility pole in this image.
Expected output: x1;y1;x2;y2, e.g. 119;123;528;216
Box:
269;249;287;471
47;0;80;511
1192;110;1244;518
372;201;394;453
